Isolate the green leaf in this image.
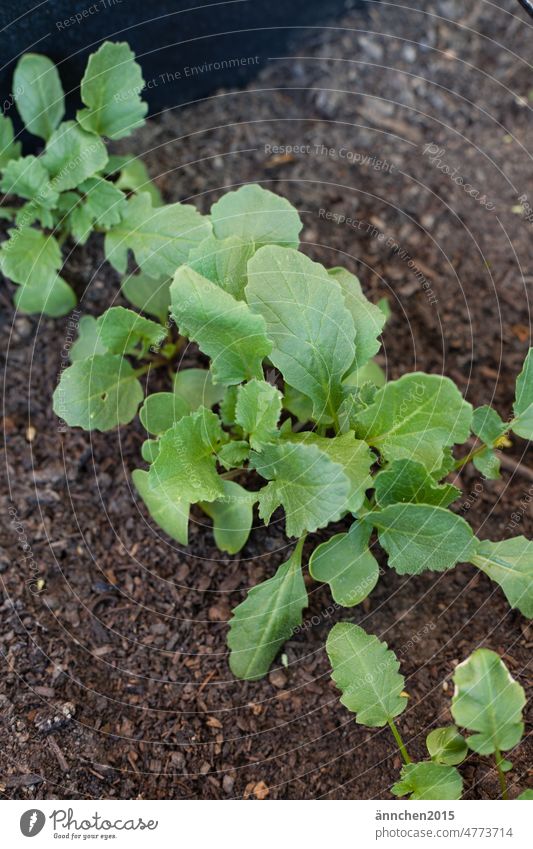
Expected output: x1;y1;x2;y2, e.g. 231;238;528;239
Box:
139;392;190;435
517;789;533;799
109;155;162;206
70;315;108;361
451;648;525;755
148;408;226;503
472;449;501;479
470;537;533;618
121;272;171;323
0;155;58;207
246;246;356;420
426;727;468;766
344;358;386;390
513;348;533;439
0;225;74;316
227;538;307;680
391;763;462;800
326;623;407;726
200;480;254;554
14;274;75;317
171;266;271;385
329;267;385;370
53;354;143;431
0;226;61;288
77;41;147;140
235;379;282;449
141;438;160;463
96;306;165;357
188;233;255;300
0;115;21;167
13;53;64;141
217;440;250;470
471;406;508;479
41;121;108;192
374;459;460;508
372;503;475;575
355;373;473;472
211;184;302;248
104;192;210;277
173;368;225;411
309;522;379;606
77;176;127;229
250;441;350;537
287;431;374;514
132;468;189;545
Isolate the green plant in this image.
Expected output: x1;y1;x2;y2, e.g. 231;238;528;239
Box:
53;183;533;682
327;623;531;799
0;41;170;315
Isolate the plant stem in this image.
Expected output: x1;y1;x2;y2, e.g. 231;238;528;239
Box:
388;719;412;765
494;748;509;800
452;441;488;471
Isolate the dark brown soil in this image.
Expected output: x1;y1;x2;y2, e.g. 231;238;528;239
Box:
1;0;532;800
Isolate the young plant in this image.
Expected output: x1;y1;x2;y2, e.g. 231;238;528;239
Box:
53;183;533;683
327;623;531;800
0;42;167;315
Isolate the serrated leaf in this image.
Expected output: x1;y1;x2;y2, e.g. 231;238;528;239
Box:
426;727;468;766
235;379;282;449
470;537;533;618
70;315;108;362
513;348;533;439
173;368;225;411
77;41;147;139
286;431;374;514
148;407;226;503
372;503;475;575
374;459;460;508
41;121;108;191
0;115;21;167
329;267;385;370
282;384;314;424
132;468;188;544
14;53;64;141
14;274;75;317
139;392;190;435
171;266;271;385
246;246;356;421
451;648;525;755
104;192;210;277
211;184;302;248
200;480;254;554
309;522;379;606
327;623;407;726
77;176;127;229
217;440;250;470
96;306;165;357
53;354;143;430
391;762;462;800
355;373;472;472
188;233;255;299
250;441;350;537
228;538;307;680
121;272;171;322
0;155;58;207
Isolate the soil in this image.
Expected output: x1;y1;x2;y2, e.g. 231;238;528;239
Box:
1;0;532;800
